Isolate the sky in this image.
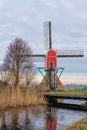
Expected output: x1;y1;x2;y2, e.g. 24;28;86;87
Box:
0;0;87;84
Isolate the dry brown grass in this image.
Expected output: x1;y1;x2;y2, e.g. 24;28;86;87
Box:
0;86;46;110
66;117;87;130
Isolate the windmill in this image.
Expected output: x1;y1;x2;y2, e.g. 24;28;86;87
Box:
23;21;84;91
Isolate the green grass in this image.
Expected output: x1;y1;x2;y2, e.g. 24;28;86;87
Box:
41;89;87;96
66;117;87;130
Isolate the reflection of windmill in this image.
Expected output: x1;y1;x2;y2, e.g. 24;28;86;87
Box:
45;107;57;130
24;21;84;91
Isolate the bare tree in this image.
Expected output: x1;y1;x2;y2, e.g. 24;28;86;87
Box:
0;65;11;86
3;38;33;86
25;69;36;86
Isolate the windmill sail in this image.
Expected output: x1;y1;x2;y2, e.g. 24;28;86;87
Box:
57;49;84;57
21;49;83;63
43;21;52;50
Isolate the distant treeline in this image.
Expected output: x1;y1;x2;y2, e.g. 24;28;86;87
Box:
65;84;87;90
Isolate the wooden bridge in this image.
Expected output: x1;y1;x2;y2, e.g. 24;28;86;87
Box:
44;94;87;111
44;94;87;100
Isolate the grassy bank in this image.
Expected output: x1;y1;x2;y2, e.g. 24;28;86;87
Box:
0;86;45;110
42;89;87;95
66;117;87;130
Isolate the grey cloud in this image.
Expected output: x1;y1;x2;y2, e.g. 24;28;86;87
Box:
0;0;87;63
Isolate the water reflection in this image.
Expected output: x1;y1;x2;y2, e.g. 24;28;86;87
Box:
0;105;87;130
45;107;57;130
0;106;45;130
0;109;22;130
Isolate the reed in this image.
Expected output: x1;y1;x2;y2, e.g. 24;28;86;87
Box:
0;86;46;110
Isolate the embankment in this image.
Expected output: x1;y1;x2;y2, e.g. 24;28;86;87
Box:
66;117;87;130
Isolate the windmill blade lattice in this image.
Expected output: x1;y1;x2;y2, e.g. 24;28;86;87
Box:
57;49;84;57
43;21;52;50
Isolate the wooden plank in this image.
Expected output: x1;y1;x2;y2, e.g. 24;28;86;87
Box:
44;94;87;100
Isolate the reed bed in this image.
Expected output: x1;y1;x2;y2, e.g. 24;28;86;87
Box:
0;86;45;110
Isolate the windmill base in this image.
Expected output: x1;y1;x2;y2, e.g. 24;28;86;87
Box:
40;79;64;91
57;79;64;91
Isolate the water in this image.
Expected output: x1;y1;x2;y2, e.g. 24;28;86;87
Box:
0;104;87;130
64;99;85;105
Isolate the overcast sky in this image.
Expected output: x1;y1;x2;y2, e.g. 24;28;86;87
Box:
0;0;87;84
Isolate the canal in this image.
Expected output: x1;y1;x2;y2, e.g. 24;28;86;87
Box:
0;101;87;130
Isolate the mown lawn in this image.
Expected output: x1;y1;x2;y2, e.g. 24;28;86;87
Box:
41;89;87;96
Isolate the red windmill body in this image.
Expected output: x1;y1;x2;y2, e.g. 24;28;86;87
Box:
46;49;57;70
